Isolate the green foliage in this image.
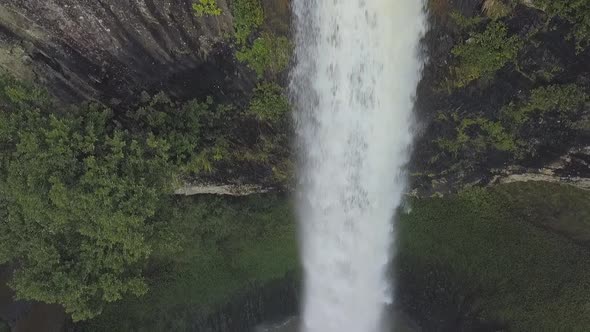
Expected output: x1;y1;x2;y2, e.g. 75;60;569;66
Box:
81;194;298;332
231;0;264;45
247;82;290;122
125;89;292;184
236;34;291;78
0;103;175;321
447;22;523;89
436;113;517;158
500;84;588;156
535;0;590;51
192;0;221;17
0;73;51;109
242;83;293;185
0;73;294;322
126;92;210;173
435;84;587;163
398;183;590;330
503;84;588;125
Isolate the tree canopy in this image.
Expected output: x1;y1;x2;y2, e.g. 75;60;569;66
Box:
0;72;293;320
0;78;180;320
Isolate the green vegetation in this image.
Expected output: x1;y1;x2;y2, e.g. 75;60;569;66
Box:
236;33;291;78
0;72;294;321
434;83;588;166
247;82;290;122
535;0;590;51
500;84;589;156
498;182;590;243
81;194;298;331
230;0;291;79
192;0;221;17
398;182;590;330
436;114;517;158
502;84;588;126
125;92;236;176
0;78;177;321
3;64;590;330
446;21;523;89
231;0;264;45
239;83;293;185
77;180;590;331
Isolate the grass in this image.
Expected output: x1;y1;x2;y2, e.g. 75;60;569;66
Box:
81;181;590;331
494;182;590;244
80;194;299;332
397;182;590;330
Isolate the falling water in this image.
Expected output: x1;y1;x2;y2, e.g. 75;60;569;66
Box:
290;1;426;331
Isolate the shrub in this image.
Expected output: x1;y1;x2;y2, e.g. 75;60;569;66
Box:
449;22;523;88
502;84;589;126
192;0;222;17
236;34;291;78
231;0;264;45
436;114;517;159
247;83;290;123
535;0;590;51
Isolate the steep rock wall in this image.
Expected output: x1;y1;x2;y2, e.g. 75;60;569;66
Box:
0;0;254;105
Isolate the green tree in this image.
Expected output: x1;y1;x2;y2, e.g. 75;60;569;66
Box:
0;99;175;320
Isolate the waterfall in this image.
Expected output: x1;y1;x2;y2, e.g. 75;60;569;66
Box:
290;0;426;331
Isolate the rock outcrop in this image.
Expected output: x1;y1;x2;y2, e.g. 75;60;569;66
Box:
0;0;254;105
491;146;590;190
174;183;270;196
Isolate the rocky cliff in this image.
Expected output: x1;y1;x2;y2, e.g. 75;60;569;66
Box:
0;0;254;105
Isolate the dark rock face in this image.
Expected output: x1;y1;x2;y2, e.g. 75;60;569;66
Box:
0;0;255;105
410;3;590;196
